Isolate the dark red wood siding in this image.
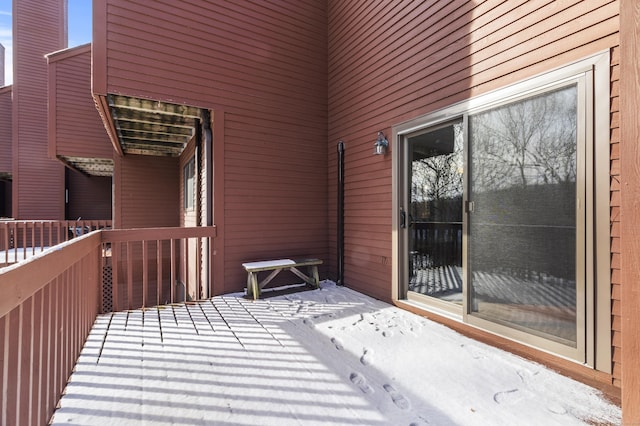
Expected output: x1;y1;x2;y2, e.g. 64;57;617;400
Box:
66;173;112;221
327;0;619;383
0;86;11;175
610;46;622;388
95;0;328;294
113;154;179;229
12;0;66;219
47;44;113;160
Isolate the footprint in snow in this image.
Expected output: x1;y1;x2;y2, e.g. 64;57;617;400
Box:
350;372;374;394
303;318;315;328
360;348;373;366
331;337;343;350
383;383;410;410
493;388;521;405
516;369;540;384
382;329;394;338
546;401;567;415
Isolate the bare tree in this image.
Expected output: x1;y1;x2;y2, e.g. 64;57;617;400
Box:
469;85;577;191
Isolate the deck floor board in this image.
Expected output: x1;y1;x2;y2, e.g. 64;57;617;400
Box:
51;282;620;425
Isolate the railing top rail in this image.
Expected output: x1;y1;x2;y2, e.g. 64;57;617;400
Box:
102;225;217;243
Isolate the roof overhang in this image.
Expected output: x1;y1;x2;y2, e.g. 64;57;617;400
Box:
58;156;114;177
105;94;201;157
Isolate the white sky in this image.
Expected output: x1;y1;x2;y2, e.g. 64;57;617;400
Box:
0;9;11;86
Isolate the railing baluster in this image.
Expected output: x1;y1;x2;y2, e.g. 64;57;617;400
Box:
127;241;133;310
197;237;202;299
142;240;148;308
157;240;163;306
21;222;26;261
170;239;176;304
185;237;189;301
6;308;19;424
31;292;42;426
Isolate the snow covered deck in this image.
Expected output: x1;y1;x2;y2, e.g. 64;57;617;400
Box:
52;282;620;425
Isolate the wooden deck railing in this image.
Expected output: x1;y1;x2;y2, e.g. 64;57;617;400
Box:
102;226;217;312
0;225;216;425
0;219;112;268
0;232;102;426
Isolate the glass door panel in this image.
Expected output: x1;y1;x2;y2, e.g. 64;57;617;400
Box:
467;85;579;345
408;121;464;304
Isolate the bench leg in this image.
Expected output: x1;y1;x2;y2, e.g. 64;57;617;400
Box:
310;265;320;288
247;272;259;300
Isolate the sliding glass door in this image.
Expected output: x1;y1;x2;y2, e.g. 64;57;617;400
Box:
398;81;587;359
407;121;464;305
467;84;582;347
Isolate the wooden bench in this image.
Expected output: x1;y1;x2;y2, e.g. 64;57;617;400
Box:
242;258;323;300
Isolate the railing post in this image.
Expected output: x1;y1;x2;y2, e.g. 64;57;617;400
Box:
170;239;176;304
157;240;163;306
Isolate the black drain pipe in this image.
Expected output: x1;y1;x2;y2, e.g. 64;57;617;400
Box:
201;110;213;298
337;141;345;286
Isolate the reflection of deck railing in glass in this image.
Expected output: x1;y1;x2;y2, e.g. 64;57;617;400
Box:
410;221;462;269
409;221;463;299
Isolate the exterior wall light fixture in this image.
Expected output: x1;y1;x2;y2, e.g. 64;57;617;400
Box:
374;131;389;155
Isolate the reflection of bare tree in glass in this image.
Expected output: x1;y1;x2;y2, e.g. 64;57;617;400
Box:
470;86;577;190
467;85;579;338
410;123;464;295
411;124;463;222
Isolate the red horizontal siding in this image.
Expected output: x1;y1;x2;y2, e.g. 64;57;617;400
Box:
98;0;328;294
113;154;179;229
48;45;113;160
610;46;621;387
0;87;11;174
327;0;619;304
66;172;112;221
13;0;66;219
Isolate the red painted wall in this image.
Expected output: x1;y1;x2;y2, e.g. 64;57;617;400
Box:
0;86;11;176
47;44;113;160
66;172;112;221
94;0;328;294
12;0;66;219
47;44;114;221
113;154;179;229
328;0;619;303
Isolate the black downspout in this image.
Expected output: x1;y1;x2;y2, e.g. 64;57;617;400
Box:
201;110;213;298
337;141;345;286
194;118;203;299
202;110;213;227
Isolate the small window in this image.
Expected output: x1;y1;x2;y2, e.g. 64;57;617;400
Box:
183;157;195;210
